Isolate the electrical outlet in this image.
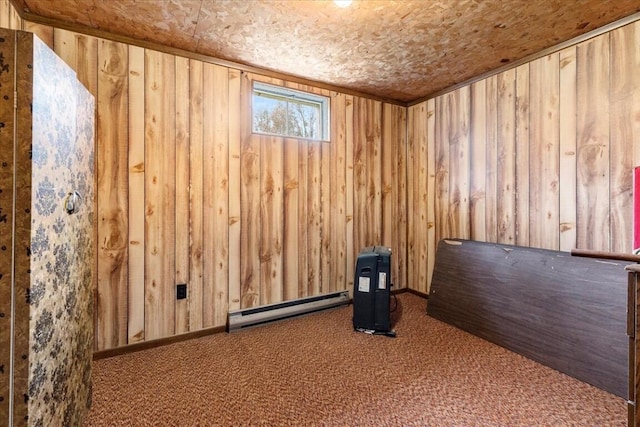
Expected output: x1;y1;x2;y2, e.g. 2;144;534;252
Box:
176;284;187;300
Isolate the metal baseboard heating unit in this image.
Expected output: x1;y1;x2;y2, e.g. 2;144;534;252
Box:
227;290;350;332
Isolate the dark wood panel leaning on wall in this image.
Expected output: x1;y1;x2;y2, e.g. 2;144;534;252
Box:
428;239;628;399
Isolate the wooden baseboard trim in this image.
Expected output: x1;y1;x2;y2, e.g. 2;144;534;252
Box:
93;325;227;360
94;290;419;360
405;288;429;299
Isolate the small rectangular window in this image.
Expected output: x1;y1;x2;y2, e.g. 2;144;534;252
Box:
252;82;329;141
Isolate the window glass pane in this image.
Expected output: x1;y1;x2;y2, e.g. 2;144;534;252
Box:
252;82;329;141
253;93;288;135
289;102;320;139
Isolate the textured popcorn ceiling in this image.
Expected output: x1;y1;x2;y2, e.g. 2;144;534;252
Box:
14;0;640;103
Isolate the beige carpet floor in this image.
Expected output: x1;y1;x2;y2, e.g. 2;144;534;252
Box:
84;292;626;426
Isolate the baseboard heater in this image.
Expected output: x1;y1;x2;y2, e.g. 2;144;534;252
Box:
227;290;350;332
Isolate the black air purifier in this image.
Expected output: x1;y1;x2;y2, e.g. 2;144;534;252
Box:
353;246;395;337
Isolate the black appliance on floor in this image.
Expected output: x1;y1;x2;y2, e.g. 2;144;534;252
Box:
352;246;396;337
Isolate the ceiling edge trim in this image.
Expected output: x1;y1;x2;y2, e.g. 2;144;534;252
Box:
9;1;406;106
407;10;640;106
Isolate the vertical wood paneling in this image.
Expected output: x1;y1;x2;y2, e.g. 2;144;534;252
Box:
240;72;260;308
395;106;408;289
529;53;560;250
470;80;487;241
202;64;216;326
96;39;128;349
610;22;640;253
367;99;383;246
0;0;19;29
321;115;332;293
406;105;416;288
23;22;52;48
174;56;190;334
576;35;610;250
434;96;450;244
497;69;516;245
203;64;230;325
353;97;367;254
559;46;577;252
425;98;436;291
283;136;300;300
188;60;204;331
34;10;640;348
345;95;355;295
484;75;498;243
515;64;530;247
260;134;284;304
53;28;77;71
407;102;429;293
382;104;406;289
447;87;471;239
213;65;230;325
307;138;322;296
144;50;176;339
297;133;309;298
331;92;348;291
75;34;98;98
228;69;242;311
127;45;145;343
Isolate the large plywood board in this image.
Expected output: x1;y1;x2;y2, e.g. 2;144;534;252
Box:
428;239;628;398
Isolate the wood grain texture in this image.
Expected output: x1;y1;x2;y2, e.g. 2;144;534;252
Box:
406;103;428;292
559;46;577;252
283;135;300;300
429;239;628;398
188;59;204;330
260;133;284;305
307;137;322;297
382;103;407;289
174;55;190;334
12;31;32;423
514;63;530;247
434;96;450;245
96;39;129;349
446;87;470;240
345;95;355;296
331;92;347;291
0;28;14;426
227;69;242;311
408;23;640;296
127;44;145;343
610;22;640;254
144;49;176;340
75;33;98;98
26;4;640;352
576;35;610;251
484;75;498;243
496;69;515;245
205;64;230;326
470;80;487;242
528;53;560;250
239;72;260;308
425;99;436;292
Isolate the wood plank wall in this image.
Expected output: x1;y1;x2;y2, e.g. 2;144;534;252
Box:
407;20;640;293
4;0;639;346
0;1;407;350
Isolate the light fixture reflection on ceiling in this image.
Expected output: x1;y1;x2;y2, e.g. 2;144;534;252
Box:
334;0;352;7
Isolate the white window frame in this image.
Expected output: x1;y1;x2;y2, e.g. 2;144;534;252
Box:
252;81;330;142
